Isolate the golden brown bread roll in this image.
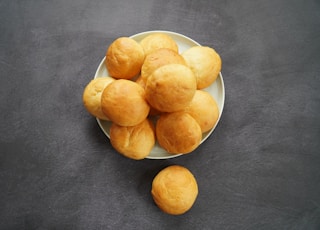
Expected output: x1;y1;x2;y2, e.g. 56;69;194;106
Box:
145;64;196;113
82;77;114;120
101;79;150;126
184;90;219;133
156;111;202;154
105;37;145;79
151;165;198;215
182;46;222;89
140;33;179;56
110;119;155;160
141;48;186;82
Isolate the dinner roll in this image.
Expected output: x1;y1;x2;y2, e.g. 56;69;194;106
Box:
110;119;155;160
151;165;198;215
141;48;186;81
156;112;202;154
105;37;145;79
101;79;150;126
145;64;196;113
184;90;219;133
140;33;178;56
182;46;222;89
82;77;114;120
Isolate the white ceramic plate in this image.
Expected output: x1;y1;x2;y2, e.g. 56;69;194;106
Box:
94;30;225;159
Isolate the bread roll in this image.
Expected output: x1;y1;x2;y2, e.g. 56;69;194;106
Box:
156;112;202;154
184;90;219;133
82;77;114;120
182;46;222;89
141;48;186;82
140;33;178;56
105;37;145;79
151;165;198;215
110;119;155;160
145;64;196;113
101;79;150;126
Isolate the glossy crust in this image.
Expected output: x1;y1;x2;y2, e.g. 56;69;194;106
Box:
151;165;198;215
184;90;219;133
156;112;202;154
145;64;196;113
82;77;114;120
140;33;179;56
182;46;222;89
105;37;145;79
101;79;150;126
110;119;155;160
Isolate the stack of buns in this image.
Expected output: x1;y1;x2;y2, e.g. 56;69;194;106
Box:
82;32;222;215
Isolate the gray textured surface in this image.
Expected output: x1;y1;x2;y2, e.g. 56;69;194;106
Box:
1;0;320;229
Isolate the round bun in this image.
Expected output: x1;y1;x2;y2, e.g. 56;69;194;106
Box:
182;46;222;89
105;37;145;79
82;77;114;120
140;33;178;56
156;112;202;154
141;48;186;82
145;64;196;113
151;165;198;215
101;79;150;126
184;90;219;133
110;119;155;160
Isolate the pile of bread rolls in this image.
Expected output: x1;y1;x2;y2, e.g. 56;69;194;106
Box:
83;33;221;160
83;33;222;215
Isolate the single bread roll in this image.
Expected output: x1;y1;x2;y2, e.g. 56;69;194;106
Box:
105;37;145;79
145;64;196;113
110;119;155;160
101;79;150;126
82;77;114;120
140;33;178;56
141;48;186;82
156;112;202;154
151;165;198;215
184;90;219;133
182;46;222;89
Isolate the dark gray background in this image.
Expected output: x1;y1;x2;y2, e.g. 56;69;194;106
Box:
1;0;320;229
